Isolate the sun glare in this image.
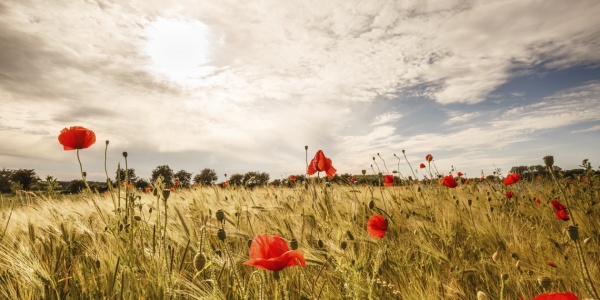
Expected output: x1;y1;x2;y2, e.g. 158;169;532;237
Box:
144;18;212;85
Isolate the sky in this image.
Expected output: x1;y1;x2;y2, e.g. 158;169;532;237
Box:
1;0;599;183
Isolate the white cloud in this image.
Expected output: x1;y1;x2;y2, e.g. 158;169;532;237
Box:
371;112;402;126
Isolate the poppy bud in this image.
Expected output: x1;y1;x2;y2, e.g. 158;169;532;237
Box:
317;239;324;248
82;172;87;177
340;241;348;250
273;271;280;280
290;238;298;250
500;273;508;281
537;276;551;289
193;252;207;271
368;200;375;210
96;259;101;269
105;140;110;145
346;230;354;241
304;145;308;150
566;226;579;241
216;209;225;222
362;170;366;175
543;155;554;167
122;151;128;158
468;199;472;207
247;239;253;248
217;228;226;241
134;215;142;221
162;189;170;201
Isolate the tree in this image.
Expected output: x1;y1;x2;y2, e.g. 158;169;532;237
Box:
151;165;174;185
0;168;14;193
135;178;151;190
243;171;270;186
228;173;244;186
194;168;218;186
66;180;87;194
174;169;192;187
11;169;39;190
116;168;138;183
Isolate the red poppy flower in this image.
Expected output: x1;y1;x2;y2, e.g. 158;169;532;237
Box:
350;177;356;183
442;174;458;188
174;180;180;187
222;181;228;187
425;154;433;162
537;176;542;181
145;187;152;193
551;199;567;211
457;172;463;177
480;177;485;182
465;179;469;184
58;126;96;150
531;292;579;300
243;234;306;272
307;150;337;179
367;214;387;239
289;175;296;181
419;163;426;169
547;260;557;268
503;173;521;186
506;191;513;199
535;199;541;206
555;209;570;221
384;175;394;186
169;187;175;192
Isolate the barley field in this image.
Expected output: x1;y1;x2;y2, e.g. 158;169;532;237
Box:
0;164;598;300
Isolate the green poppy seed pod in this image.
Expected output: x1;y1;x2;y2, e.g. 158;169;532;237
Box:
537;276;551;289
567;226;579;241
82;171;87;177
362;170;366;175
149;207;153;214
193;252;207;271
105;140;109;145
247;239;253;248
543;155;554;167
217;228;226;241
134;215;142;221
216;209;225;222
500;273;509;281
487;197;492;202
317;239;324;248
162;189;170;201
152;188;158;197
417;186;421;193
95;259;101;269
340;241;348;250
468;199;472;207
273;271;280;280
122;151;128;158
290;238;298;250
119;223;124;232
368;200;375;210
346;230;354;241
402;149;405;153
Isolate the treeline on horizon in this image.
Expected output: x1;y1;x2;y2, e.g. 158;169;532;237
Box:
1;159;597;195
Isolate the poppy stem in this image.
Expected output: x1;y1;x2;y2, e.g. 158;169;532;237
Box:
76;149;92;194
402;151;418;182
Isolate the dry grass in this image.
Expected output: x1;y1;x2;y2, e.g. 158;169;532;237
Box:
0;177;598;299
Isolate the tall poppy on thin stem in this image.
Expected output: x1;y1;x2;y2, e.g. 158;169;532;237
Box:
243;234;306;272
307;150;337;179
58;126;96;192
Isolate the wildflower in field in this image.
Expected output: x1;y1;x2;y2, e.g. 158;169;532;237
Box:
222;181;228;187
243;234;306;272
547;260;558;268
506;191;513;199
480;176;485;182
350;177;356;183
384;175;394;186
169;187;175;192
551;199;570;221
367;214;387;239
465;179;470;184
174;180;180;187
145;187;152;193
457;171;463;177
58;126;96;150
442;174;458;188
425;154;433;162
536;199;541;206
503;173;521;185
531;291;579;300
307;150;337;178
289;175;296;181
419;163;426;169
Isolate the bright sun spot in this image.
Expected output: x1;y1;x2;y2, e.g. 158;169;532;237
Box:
144;18;212;85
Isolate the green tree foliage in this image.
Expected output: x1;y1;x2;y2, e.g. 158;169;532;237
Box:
228;173;244;185
135;178;151;190
194;168;218;186
10;169;40;190
151;165;175;185
243;171;270;186
0;168;14;193
116;168;138;183
174;169;192;187
66;180;87;194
